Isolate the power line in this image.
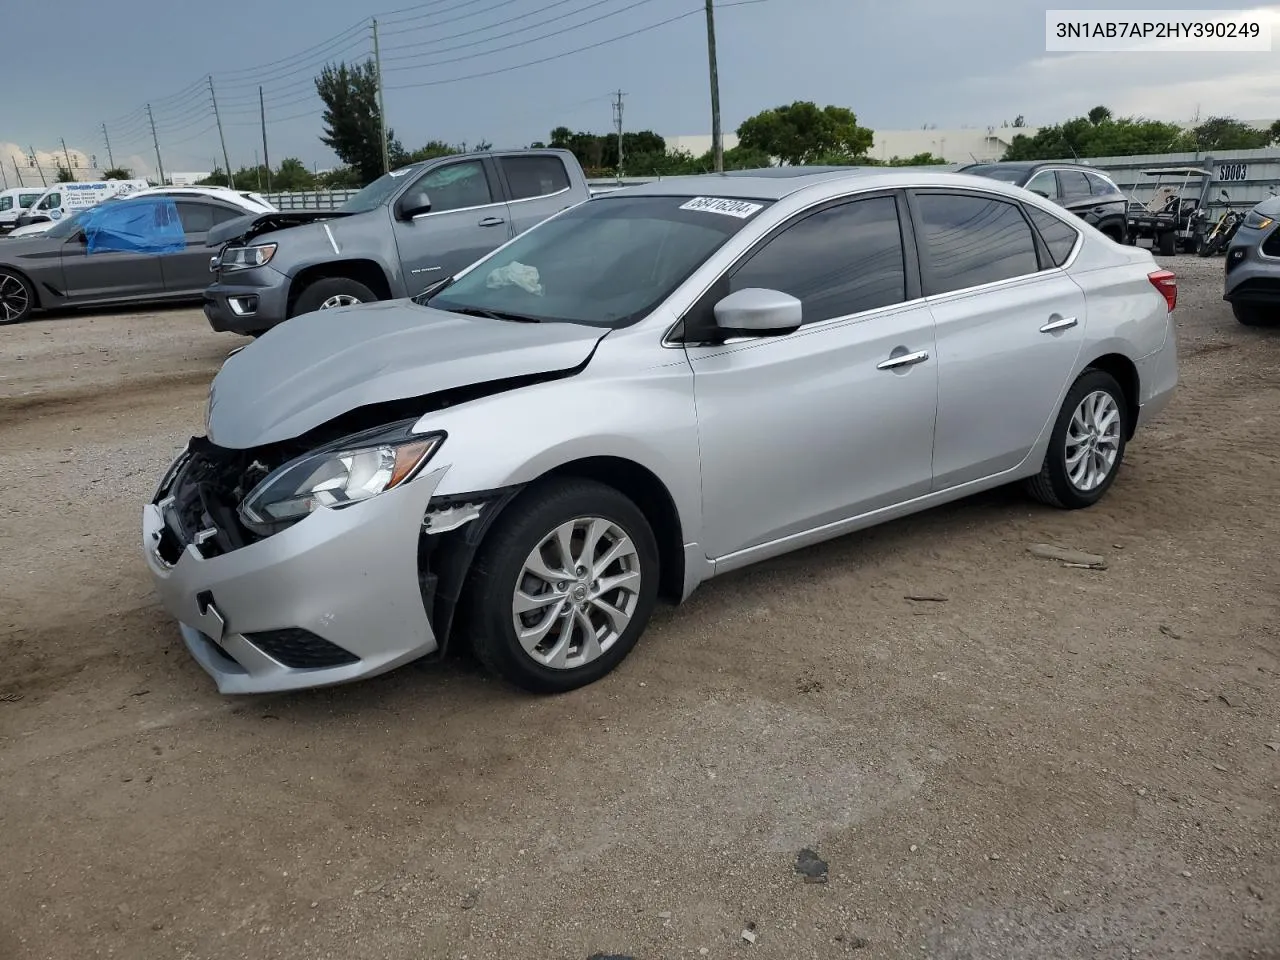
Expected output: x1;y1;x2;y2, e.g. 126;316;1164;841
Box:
383;0;671;73
386;6;702;89
382;0;652;63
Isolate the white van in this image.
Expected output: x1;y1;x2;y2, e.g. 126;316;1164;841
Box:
0;187;45;233
14;179;149;229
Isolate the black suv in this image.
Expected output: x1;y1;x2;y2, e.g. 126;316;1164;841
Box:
957;161;1130;244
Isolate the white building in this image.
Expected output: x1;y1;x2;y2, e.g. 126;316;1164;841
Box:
662;127;1039;165
169;172;213;186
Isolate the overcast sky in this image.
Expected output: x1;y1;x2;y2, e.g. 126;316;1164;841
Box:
2;0;1277;179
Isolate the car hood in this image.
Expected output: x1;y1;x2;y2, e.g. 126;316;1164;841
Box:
207;299;609;449
0;233;64;257
207;210;350;248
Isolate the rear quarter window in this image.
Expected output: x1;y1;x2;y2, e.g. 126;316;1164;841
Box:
1025;205;1080;267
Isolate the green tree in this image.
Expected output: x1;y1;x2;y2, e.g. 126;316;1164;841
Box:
55;166;76;183
1179;116;1273;151
391;139;461;166
1087;105;1113;125
101;167;133;179
1004;108;1185;160
316;166;364;189
273;157;316;191
1271;120;1280;144
736;101;873;165
315;58;393;185
885;152;949;166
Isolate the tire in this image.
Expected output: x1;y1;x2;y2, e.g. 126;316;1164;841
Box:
1232;302;1278;327
1157;231;1176;256
289;277;378;318
1025;369;1129;510
465;478;660;694
0;269;35;325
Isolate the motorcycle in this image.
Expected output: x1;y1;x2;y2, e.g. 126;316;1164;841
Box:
1198;189;1244;257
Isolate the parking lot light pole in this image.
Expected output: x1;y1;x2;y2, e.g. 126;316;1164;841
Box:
373;18;389;176
146;104;166;186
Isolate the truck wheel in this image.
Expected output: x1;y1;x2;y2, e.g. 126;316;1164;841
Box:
1232;302;1278;327
290;277;378;318
0;269;34;325
1157;231;1176;256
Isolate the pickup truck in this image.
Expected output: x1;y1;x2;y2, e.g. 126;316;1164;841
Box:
202;148;591;336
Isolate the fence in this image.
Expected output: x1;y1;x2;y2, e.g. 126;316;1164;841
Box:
258;153;1280;214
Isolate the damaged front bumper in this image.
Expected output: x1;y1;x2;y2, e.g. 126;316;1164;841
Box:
142;442;462;694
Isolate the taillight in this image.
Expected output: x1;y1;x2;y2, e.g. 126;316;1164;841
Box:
1148;269;1177;312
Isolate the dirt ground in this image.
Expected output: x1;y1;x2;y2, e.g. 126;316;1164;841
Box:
0;259;1277;960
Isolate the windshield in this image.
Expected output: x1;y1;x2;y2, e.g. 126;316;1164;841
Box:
426;194;772;328
963;164;1027;184
338;165;423;213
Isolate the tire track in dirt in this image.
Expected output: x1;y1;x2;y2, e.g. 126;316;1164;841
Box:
0;368;213;431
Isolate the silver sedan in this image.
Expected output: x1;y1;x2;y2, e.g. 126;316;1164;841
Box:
143;167;1178;695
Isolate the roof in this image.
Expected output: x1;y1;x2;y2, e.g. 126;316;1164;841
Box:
959;160;1100;172
598;166;1047;202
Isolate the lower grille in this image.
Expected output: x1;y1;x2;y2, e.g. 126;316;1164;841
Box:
243;628;360;669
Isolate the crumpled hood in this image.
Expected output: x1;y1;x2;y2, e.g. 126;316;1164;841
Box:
207;299;607;449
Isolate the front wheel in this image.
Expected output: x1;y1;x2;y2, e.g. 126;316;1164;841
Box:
465;479;660;693
1233;302;1278;327
290;277;378;318
0;270;34;325
1025;369;1128;510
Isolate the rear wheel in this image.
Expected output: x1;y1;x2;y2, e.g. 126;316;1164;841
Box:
0;270;34;325
1232;302;1278;327
1026;369;1128;510
465;479;660;694
1157;231;1176;256
290;277;378;318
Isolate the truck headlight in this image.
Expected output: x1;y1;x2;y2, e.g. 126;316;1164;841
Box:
220;243;277;271
239;422;444;535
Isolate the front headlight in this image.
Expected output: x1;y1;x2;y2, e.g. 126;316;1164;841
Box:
1244;210;1275;231
239;422;444;535
220;243;277;271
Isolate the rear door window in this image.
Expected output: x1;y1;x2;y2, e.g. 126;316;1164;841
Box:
914;192;1041;295
1057;170;1091;200
500;156;571;200
175;201;214;234
1085;172;1117;196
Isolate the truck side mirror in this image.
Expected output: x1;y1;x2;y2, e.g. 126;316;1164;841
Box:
397;190;432;220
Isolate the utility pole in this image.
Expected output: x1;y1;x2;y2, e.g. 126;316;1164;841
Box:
208;76;234;189
259;85;272;192
612;90;626;179
372;18;390;175
29;147;47;186
704;0;723;173
102;122;115;171
0;162;7;190
60;138;75;179
12;157;22;188
146;104;166;185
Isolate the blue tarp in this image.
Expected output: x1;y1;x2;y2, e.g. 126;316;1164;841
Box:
82;198;185;255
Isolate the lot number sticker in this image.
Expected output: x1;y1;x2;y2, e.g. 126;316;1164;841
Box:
679;196;764;218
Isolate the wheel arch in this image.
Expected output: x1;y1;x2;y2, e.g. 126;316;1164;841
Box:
0;263;41;310
533;455;687;604
1081;351;1140;438
286;259;392;316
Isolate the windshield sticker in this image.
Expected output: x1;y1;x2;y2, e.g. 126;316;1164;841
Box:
486;261;544;295
679;196;764;218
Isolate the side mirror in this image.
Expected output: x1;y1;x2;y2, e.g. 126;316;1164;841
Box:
712;287;802;337
1221;189;1230;201
398;191;432;220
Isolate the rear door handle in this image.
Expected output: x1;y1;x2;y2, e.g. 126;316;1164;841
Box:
1039;315;1078;333
478;216;505;227
877;349;930;370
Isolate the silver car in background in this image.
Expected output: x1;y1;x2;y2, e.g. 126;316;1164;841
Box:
142;167;1179;695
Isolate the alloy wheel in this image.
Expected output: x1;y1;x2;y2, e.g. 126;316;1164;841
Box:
318;293;362;309
0;274;29;323
1065;389;1122;491
510;516;642;670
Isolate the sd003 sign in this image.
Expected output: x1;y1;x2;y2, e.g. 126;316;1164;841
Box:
1218;163;1248;183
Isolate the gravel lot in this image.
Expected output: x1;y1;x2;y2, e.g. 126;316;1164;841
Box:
1;258;1277;960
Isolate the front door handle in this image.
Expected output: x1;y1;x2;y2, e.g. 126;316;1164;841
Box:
478;216;506;227
1039;315;1078;333
877;349;930;370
